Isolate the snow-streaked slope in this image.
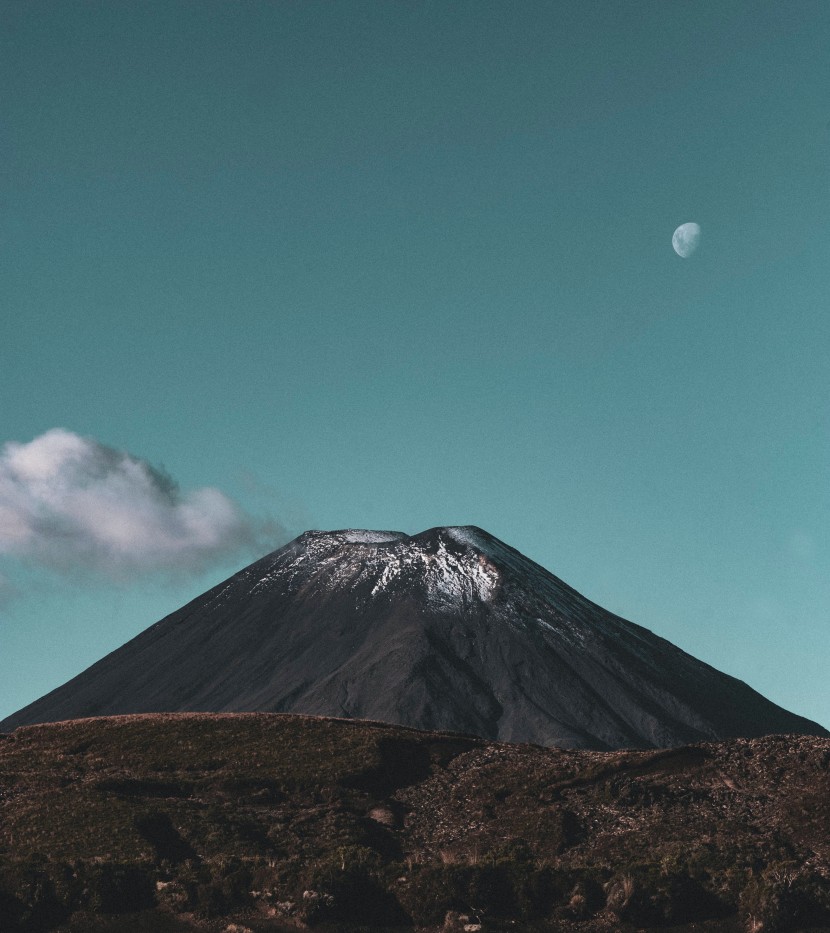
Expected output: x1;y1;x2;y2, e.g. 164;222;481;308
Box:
3;526;826;749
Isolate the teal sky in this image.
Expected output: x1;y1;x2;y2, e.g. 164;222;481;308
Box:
2;2;829;727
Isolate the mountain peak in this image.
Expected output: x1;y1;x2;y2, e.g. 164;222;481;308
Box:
291;525;499;552
269;526;505;609
297;528;408;546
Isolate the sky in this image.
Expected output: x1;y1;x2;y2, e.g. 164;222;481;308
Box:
1;1;829;728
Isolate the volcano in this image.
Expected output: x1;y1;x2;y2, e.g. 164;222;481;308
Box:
2;526;825;748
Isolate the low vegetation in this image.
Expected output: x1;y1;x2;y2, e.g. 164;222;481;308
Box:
2;713;829;931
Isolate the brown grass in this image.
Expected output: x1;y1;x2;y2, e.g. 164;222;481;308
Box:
2;715;830;932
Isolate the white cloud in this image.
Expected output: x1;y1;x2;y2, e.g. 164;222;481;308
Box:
0;429;278;578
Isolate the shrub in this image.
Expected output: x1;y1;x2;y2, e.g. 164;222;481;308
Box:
397;864;464;925
550;874;606;922
400;856;571;926
599;863;729;926
0;860;71;931
83;863;155;915
604;873;636;915
298;847;407;926
740;862;830;933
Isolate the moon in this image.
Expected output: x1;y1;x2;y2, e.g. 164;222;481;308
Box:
672;222;701;258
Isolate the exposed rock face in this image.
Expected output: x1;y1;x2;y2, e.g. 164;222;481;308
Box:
2;526;826;748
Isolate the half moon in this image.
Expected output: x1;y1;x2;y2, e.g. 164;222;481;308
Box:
672;222;701;258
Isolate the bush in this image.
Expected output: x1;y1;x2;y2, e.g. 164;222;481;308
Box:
553;875;606;921
83;863;155;915
399;856;571;926
397;864;463;925
740;863;830;933
0;860;71;931
601;863;729;926
298;847;407;926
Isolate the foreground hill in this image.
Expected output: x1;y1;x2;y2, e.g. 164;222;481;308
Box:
2;713;830;932
2;527;825;749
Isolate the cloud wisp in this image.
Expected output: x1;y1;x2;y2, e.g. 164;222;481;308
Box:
0;429;277;579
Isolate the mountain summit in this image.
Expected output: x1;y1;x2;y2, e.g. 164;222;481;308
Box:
3;526;825;748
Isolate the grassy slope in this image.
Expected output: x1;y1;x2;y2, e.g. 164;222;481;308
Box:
2;713;830;931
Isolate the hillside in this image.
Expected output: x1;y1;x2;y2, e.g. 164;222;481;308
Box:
3;527;825;750
2;713;830;932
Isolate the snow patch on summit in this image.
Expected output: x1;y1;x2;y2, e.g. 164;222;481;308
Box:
336;530;406;545
244;528;503;608
369;538;501;606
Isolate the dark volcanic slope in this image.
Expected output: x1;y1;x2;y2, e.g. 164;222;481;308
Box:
2;526;825;749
